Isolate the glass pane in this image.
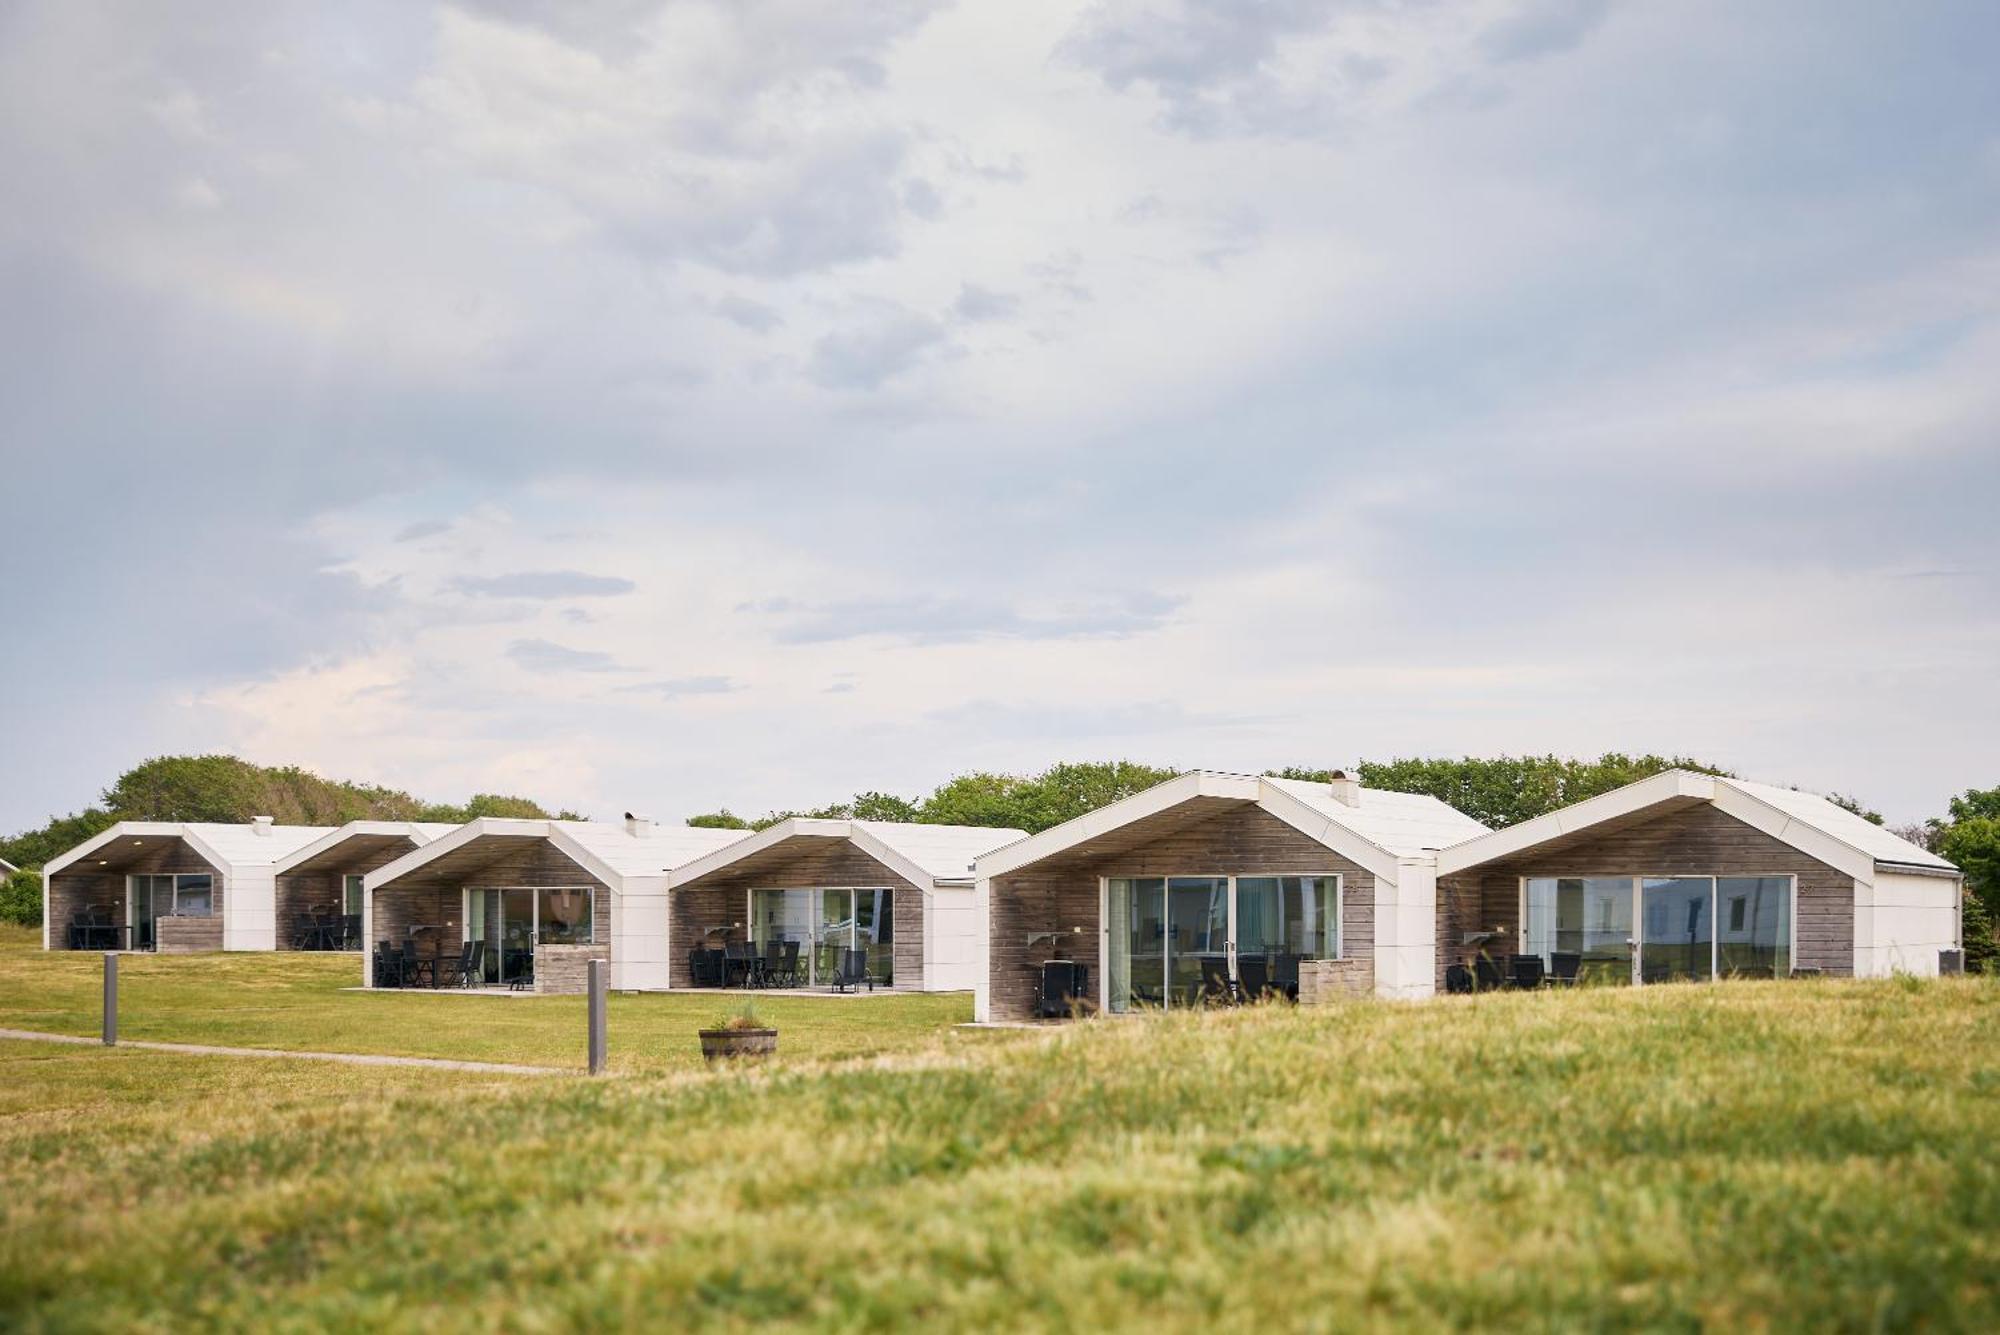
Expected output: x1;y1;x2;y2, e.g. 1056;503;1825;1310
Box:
1110;878;1165;1012
537;886;592;945
174;874;214;918
343;875;364;917
500;887;535;984
816;888;853;985
1235;878;1282;959
854;888;893;986
1641;877;1714;983
1524;877;1634;984
1285;876;1339;960
1167;877;1228;1007
1717;877;1790;979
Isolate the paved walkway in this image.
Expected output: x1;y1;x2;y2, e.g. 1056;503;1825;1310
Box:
0;1027;568;1077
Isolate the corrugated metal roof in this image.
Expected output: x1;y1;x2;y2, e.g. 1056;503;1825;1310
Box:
1263;777;1493;857
853;821;1026;879
1718;777;1955;870
555;821;754;877
183;823;337;868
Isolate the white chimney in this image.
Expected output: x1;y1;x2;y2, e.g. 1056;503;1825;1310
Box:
624;811;654;836
251;815;275;836
1326;771;1362;807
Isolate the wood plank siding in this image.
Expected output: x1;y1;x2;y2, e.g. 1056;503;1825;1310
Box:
47;840;225;951
1435;802;1855;986
987;804;1374;1023
276;838;418;949
670;842;927;990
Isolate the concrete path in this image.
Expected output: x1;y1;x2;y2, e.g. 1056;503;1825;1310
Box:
0;1027;569;1077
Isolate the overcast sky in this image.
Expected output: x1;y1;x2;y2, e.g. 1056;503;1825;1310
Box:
2;0;1996;832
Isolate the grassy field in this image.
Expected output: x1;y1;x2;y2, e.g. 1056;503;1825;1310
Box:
0;925;977;1075
1;929;1997;1330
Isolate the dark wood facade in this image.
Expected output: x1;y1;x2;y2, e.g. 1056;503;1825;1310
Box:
1436;802;1855;985
47;839;225;952
987;804;1373;1023
670;841;927;990
276;835;421;950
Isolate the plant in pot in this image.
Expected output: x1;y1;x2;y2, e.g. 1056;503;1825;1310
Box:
698;1003;778;1061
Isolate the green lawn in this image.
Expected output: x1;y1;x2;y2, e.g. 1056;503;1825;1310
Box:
1;927;1996;1331
0;925;978;1075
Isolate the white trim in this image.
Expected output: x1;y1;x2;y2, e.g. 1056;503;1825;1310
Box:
1435;772;1716;876
275;821;452;877
974;772;1260;879
42;822;183;878
363;819;627;894
665;819;847;888
1707;784;1873;882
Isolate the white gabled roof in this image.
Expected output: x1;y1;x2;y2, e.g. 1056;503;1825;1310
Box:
273;821;461;875
1715;777;1955;871
557;820;754;880
366;817;754;892
1261;777;1493;857
666;818;1026;892
45;821;336;877
975;770;1493;883
1436;769;1956;880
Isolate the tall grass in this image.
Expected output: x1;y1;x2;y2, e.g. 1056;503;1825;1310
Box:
2;965;1995;1330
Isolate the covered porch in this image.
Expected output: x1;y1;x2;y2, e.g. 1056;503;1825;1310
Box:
365;832;610;995
46;826;223;953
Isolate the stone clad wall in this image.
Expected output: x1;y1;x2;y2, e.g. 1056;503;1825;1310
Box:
537;943;611;995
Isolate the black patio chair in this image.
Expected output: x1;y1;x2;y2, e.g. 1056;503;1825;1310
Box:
1510;954;1546;990
830;947;874;993
508;952;534;991
402;939;436;988
687;947;714;987
764;940;787;989
723;939;756;988
779;939;802;987
1236;955;1272;1001
290;913;316;951
1199;956;1233;1005
1473;955;1506;992
1270;952;1302;1002
436;941;476;988
341;914;362;951
373;942;402;988
1445;962;1475;994
1548;952;1581;986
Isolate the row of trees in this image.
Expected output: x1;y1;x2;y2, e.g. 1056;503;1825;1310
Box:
0;755;575;926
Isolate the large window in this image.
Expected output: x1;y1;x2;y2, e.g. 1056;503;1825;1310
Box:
1106;873;1341;1012
749;887;895;986
342;874;364;918
1521;875;1794;983
537;886;594;945
130;873;213;918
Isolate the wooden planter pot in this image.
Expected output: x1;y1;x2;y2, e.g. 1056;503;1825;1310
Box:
699;1027;778;1061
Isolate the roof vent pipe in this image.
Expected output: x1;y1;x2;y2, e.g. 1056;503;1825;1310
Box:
624;812;654;836
1326;771;1362;807
251;815;275;836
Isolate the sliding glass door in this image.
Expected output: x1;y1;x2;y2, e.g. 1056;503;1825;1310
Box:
1523;875;1794;984
749;887;894;986
1105;874;1341;1012
465;886;540;985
